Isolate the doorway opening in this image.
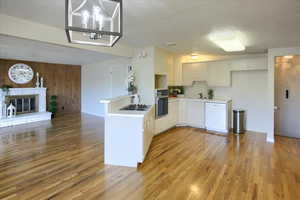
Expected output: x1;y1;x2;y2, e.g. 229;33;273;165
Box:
275;55;300;138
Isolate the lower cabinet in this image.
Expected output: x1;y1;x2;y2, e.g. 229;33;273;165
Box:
143;107;155;160
178;99;205;128
156;99;205;134
155;98;231;135
155;100;178;134
169;100;179;127
185;100;205;128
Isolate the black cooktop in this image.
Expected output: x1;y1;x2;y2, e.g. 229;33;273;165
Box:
120;104;150;111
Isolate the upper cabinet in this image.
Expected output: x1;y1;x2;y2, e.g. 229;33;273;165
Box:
182;63;208;86
154;48;175;86
230;57;267;71
179;56;267;87
170;55;183;86
153;48;267;88
154;48;171;75
207;61;231;87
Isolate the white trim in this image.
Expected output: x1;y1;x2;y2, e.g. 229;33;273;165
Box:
81;111;105;118
267;46;300;144
267;136;275;143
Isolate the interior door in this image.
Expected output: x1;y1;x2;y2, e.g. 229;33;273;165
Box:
275;56;300;138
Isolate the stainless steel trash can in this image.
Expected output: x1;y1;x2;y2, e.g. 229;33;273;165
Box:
233;110;245;134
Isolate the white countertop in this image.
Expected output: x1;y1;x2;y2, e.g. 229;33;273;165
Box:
100;95;133;104
169;97;231;104
107;106;154;118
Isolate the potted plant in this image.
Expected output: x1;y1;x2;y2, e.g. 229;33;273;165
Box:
128;83;137;95
1;85;12;117
1;85;12;94
208;89;214;100
49;95;58;118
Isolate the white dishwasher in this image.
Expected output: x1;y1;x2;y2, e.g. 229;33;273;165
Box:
205;102;229;133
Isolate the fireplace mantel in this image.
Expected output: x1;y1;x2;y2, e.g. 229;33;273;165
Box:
0;88;51;128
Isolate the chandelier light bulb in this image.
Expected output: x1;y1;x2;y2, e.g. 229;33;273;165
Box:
81;10;90;28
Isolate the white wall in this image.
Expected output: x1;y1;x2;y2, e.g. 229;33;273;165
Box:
81;58;131;116
184;81;208;98
132;47;155;105
213;70;268;133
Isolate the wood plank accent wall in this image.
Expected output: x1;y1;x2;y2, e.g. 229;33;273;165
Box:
0;59;81;114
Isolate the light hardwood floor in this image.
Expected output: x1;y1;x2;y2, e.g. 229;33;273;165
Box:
0;113;300;200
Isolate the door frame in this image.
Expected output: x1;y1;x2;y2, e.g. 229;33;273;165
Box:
267;47;300;143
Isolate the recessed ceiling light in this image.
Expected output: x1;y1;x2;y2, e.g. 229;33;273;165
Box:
191;54;199;59
284;55;294;59
209;31;245;52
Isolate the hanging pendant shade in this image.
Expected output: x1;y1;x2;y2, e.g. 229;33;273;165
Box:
65;0;122;47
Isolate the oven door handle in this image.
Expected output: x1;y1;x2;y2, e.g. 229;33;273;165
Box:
157;95;169;98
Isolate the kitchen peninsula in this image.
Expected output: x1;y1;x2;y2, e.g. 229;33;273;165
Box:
101;96;155;167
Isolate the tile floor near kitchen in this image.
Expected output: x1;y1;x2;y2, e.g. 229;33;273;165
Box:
0;113;299;200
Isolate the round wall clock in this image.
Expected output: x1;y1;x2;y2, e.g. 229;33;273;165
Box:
8;63;34;84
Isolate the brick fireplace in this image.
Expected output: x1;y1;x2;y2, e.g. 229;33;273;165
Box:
0;88;51;128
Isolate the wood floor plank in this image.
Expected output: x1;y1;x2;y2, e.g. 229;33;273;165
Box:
0;113;300;200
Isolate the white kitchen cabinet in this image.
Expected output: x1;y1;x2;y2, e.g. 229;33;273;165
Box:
205;102;230;133
155;47;173;75
230;57;267;71
143;107;155;159
156;98;231;134
167;56;175;86
173;56;183;86
185;100;205;128
178;99;187;124
182;63;208;86
155;100;178;134
207;61;231;87
104;105;155;167
169;100;179;127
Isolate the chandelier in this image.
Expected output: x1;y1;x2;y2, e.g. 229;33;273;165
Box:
65;0;122;47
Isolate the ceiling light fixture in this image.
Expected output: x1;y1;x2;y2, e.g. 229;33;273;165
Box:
284;55;294;59
191;54;199;59
209;31;245;52
65;0;122;47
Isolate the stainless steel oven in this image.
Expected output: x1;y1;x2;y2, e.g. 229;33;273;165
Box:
155;89;169;118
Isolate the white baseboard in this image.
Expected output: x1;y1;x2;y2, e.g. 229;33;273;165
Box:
81;111;105;118
267;136;275;143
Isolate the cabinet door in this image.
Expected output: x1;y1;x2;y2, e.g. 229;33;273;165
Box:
173;56;183;86
143;107;155;158
182;63;207;86
167;56;174;86
207;61;231;87
205;103;226;131
186;101;205;128
230;57;267;71
178;99;187;124
169;101;179;127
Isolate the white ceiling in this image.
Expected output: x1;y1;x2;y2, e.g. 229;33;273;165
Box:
0;35;114;65
1;0;300;55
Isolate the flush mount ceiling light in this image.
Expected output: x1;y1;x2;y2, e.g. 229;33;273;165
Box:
284;55;294;59
65;0;122;47
191;54;199;59
209;31;245;52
